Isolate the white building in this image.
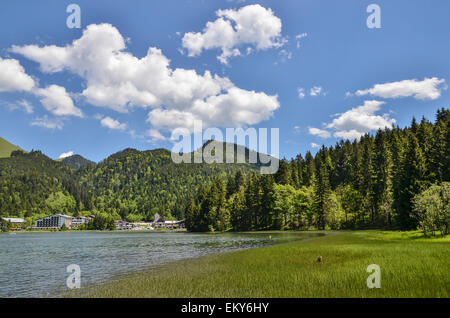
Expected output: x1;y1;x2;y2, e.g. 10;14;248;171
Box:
2;217;25;224
115;220;132;230
71;216;91;228
34;214;73;229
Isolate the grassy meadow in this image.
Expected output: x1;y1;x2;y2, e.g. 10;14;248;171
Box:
74;230;449;298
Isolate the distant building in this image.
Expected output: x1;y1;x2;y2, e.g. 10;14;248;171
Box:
164;220;185;229
2;217;25;225
152;213;184;229
115;220;132;230
2;218;25;230
34;214;73;229
71;216;91;228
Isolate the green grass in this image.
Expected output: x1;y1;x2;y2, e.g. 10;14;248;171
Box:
73;230;449;298
0;137;23;158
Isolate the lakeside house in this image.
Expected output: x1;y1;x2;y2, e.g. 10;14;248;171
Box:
71;216;91;228
114;213;185;230
1;217;25;230
34;214;92;229
115;220;133;230
153;213;185;229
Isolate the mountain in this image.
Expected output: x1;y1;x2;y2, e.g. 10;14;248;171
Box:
59;154;95;169
76;141;263;220
0;137;24;158
0;140;265;220
0;150;89;218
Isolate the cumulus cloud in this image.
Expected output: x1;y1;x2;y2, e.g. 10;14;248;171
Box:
308;100;396;140
297;88;305;99
308;127;331;138
0;57;35;92
100;116;127;131
147;129;167;141
327;100;393;131
355;77;446;100
11;23;279;136
0;58;80;119
58;151;74;159
35;85;83;117
311;142;320;148
181;4;285;64
30;115;64;130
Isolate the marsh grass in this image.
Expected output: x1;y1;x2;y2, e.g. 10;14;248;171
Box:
71;230;449;298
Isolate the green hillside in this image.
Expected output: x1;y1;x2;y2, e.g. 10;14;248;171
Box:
0;137;23;158
59;154;95;169
0;141;261;221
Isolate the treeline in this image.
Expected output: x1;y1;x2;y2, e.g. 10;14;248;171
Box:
185;108;450;232
0;146;257;223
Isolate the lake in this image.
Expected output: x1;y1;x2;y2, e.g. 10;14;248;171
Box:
0;231;319;297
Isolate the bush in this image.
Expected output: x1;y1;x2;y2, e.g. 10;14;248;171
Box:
412;182;450;236
0;219;11;232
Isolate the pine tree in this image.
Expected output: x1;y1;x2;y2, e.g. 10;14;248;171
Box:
313;148;331;230
395;132;426;229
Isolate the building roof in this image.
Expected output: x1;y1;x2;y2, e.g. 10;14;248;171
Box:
2;217;25;223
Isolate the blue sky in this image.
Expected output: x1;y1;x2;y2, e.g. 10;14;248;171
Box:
0;0;449;162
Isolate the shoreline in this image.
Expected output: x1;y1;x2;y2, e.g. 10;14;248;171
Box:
68;230;449;298
65;230;328;298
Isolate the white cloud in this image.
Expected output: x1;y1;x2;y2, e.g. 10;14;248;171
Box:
17;99;34;114
297;87;305;99
308;127;331;138
333;130;365;140
356;77;446;100
310;86;323;96
3;99;34;114
181;4;285;64
147;86;278;134
35;85;83;117
311;142;320;148
327;100;393;131
278;49;292;63
0;57;35;92
147;129;167;141
308;100;396;141
295;33;307;48
100;116;127;131
58;151;74;159
30;115;64;130
293;125;301;133
11;23;279;136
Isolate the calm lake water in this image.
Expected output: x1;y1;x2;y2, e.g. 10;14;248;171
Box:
0;231;319;297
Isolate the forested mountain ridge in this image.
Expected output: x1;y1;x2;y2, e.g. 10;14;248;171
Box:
185;108;450;232
0;108;448;233
0;150;88;219
59;154;95;169
0;141;261;222
76;142;261;220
